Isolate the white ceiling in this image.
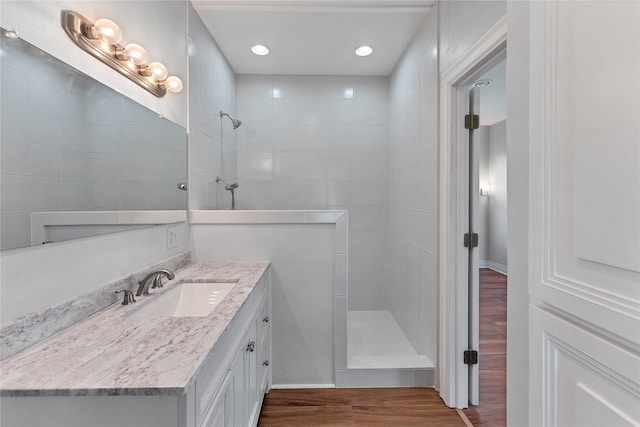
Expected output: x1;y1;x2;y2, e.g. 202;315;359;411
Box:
477;58;506;126
191;0;434;76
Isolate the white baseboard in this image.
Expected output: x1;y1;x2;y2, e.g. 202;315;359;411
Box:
270;383;335;389
479;260;508;276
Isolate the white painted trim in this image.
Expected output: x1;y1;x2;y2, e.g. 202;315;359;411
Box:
438;15;507;409
31;211;187;246
270;383;335;389
480;260;508;276
191;0;433;13
189;209;346;224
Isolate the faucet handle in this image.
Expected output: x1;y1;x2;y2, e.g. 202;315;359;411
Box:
115;289;136;305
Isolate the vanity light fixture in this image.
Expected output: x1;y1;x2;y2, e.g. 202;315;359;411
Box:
251;44;269;56
61;10;182;97
355;45;373;57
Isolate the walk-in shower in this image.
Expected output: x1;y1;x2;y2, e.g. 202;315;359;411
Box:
220;110;241;129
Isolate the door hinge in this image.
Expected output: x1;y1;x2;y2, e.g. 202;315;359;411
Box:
465;114;479;130
464;233;479;248
464;349;478;365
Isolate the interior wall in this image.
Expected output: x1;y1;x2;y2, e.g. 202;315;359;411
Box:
487;120;507;269
235;75;389;310
190;223;336;386
386;7;438;361
478;120;507;272
188;5;237;210
506;2;531;423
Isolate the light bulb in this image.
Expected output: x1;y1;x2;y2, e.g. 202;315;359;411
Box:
148;62;168;81
355;45;373;57
163;76;183;93
93;18;122;45
251;44;269;56
124;43;148;65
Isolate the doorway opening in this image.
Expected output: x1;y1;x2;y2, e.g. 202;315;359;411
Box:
436;15;507;411
465;58;508;424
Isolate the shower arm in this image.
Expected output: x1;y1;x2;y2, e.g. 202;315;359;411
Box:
220;110;242;129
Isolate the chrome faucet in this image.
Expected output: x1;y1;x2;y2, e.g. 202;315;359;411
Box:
136;269;175;296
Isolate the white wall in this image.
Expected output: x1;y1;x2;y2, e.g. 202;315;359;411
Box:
477;120;507;272
1;222;188;323
188;6;237;211
387;8;438;361
190;222;336;386
236;75;389;310
439;0;507;73
505;2;529;424
0;1;187;128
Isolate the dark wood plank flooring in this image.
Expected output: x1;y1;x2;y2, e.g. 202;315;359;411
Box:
462;268;507;426
258;388;467;426
258;268;506;426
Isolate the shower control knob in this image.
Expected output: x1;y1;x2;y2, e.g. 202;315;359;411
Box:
263;360;269;367
263;316;269;323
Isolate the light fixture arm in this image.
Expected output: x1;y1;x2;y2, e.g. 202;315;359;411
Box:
61;10;168;97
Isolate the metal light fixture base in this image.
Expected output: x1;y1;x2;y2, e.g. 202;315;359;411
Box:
61;10;166;98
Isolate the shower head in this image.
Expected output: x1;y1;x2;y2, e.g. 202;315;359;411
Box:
216;176;239;191
220;110;242;129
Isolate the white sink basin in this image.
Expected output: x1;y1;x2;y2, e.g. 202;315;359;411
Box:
128;281;237;318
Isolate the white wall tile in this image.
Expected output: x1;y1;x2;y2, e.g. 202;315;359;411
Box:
1;139;29;175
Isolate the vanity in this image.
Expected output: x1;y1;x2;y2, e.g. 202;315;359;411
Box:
0;262;271;427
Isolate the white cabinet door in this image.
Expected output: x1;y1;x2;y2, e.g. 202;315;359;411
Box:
230;345;244;427
244;317;259;427
528;1;640;425
200;373;232;427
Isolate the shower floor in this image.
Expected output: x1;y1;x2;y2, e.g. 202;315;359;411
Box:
347;310;434;369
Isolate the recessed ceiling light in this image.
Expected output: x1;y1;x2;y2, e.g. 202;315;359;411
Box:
355;45;373;57
251;44;269;56
473;79;492;88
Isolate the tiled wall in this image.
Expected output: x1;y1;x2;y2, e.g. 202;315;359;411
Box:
236;75;389;310
0;39;185;250
387;9;438;361
188;6;237;210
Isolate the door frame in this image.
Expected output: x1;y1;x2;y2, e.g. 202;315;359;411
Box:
437;15;507;409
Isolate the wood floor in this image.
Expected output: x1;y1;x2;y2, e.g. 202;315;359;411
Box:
258;388;467;426
462;268;507;426
258;268;507;426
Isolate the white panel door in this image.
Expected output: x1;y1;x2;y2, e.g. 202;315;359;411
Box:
529;1;640;426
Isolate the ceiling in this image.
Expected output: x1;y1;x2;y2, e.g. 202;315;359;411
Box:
477;58;506;126
191;1;434;76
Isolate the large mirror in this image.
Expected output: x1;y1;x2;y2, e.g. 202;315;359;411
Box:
0;29;187;250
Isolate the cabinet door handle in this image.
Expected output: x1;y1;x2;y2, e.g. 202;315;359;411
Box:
263;316;269;323
263;360;269;366
246;341;256;352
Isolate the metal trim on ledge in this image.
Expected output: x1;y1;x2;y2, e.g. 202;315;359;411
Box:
61;10;166;98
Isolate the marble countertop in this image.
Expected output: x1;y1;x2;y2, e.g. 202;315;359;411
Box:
0;262;270;397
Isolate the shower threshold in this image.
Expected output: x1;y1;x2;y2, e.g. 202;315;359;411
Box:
347;310;434;369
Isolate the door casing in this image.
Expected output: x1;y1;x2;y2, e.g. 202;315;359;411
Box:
437;16;507;409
